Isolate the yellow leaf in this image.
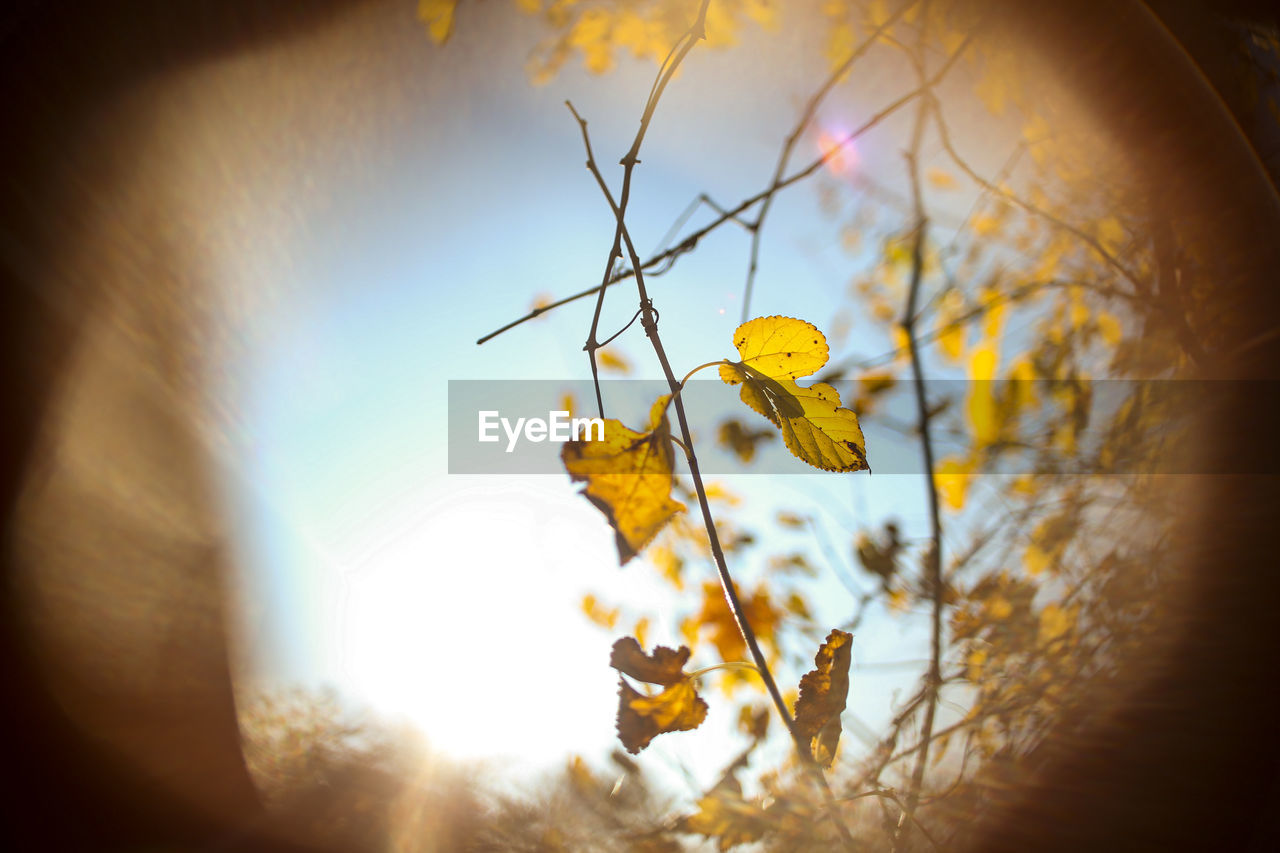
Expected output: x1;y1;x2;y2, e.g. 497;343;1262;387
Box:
979;284;1005;340
935;455;973;511
418;0;457;44
971;214;1000;237
1010;473;1036;496
1024;543;1050;576
633;617;650;650
968;346;1000;447
892;324;911;355
927;168;957;189
530;291;553;315
597;348;632;374
703;482;740;505
610;636;708;754
794;629;853;767
682;788;767;849
825;22;857;67
966;647;988;681
581;593;619;629
867;0;890;27
976;67;1007;115
720;315;831;382
987;596;1013;620
562;395;686;564
969;344;998;381
1097;312;1122;347
1097;216;1125;255
776;511;806;528
1070;299;1089;331
1038;603;1074;645
717;418;775;464
649;543;684;590
936;289;967;362
616;679;708;754
721;316;869;472
691;581;780;669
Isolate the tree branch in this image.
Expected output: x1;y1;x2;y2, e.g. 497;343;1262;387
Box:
895;15;946;846
476;33;974;348
741;0;919;322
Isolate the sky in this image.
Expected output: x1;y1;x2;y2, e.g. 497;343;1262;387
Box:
206;2;1007;794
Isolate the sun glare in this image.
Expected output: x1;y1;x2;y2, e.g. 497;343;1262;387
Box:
334;479;621;766
817;126;860;176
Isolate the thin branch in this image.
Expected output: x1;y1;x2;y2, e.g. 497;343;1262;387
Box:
598;306;644;348
566;11;856;848
897;22;946;846
841;788;942;851
925;91;1207;369
654;192;754;259
741;0;918;322
571;2;712;419
475;34;974;348
818;275;1148;381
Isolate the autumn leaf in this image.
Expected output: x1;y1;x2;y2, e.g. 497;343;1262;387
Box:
681;787;768;850
611;636;690;686
611;637;708;754
686;581;781;671
793;629;852;767
563;395;686;564
597;348;632;374
720;316;869;472
717;417;775;464
417;0;457;44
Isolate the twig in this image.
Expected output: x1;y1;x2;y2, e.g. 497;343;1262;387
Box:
840;788;942;851
818;275;1148;381
741;0;918;322
896;19;946;847
475;34;974;348
571;1;711;419
653;192;754;260
566;7;856;848
926;90;1205;369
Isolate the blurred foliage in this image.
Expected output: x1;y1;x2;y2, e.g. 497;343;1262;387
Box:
406;0;1276;848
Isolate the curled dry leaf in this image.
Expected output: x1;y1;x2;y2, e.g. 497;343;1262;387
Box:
562;396;686;564
610;636;708;754
720;316;869;472
793;629;853;767
610;636;690;686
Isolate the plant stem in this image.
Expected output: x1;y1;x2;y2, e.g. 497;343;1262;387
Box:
896;59;945;853
742;0;918;322
475;34;973;348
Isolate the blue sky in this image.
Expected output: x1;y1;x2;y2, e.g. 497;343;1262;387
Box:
212;4;998;793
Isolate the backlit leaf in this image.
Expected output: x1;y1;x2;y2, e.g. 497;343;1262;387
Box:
616;680;708;754
610;636;708;754
688;581;781;670
721;315;830;382
681;787;768;850
563;395;686;564
793;629;853;767
610;636;690;687
720;316;868;472
936;289;967;362
597;349;632;374
417;0;457;44
927;168;957;189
